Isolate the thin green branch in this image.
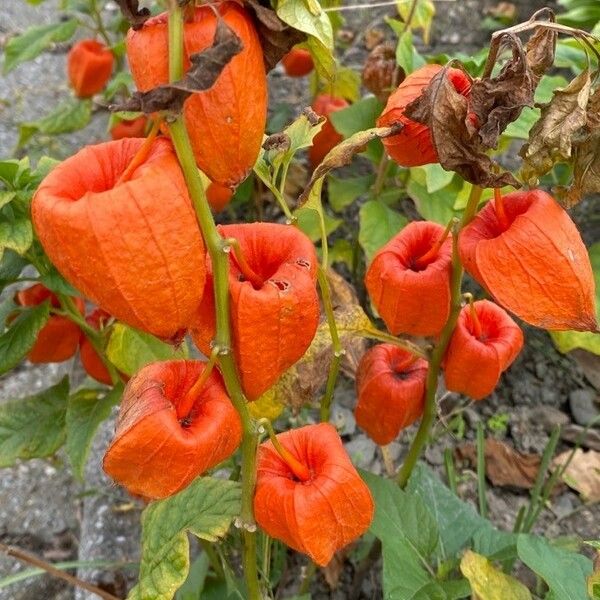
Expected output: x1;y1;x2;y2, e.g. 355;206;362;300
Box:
166;8;260;599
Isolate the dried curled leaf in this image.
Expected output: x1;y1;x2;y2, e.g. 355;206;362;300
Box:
112;19;243;114
555;88;600;208
114;0;150;30
405;66;519;189
470;35;539;148
520;69;592;185
245;0;306;71
297;124;402;208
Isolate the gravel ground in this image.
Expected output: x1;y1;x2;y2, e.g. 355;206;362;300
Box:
1;0;598;598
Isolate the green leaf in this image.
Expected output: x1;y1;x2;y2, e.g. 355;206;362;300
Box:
296;207;342;242
0;377;69;467
407;464;489;560
422;163;455;193
106;323;188;377
517;534;592;600
19;99;92;147
472;527;517;562
277;0;335;79
362;470;438;560
3;19;77;73
329;97;385;162
397;0;436;44
330;96;384;138
0;218;33;260
328;174;375;212
460;550;531;600
66;384;123;479
551;242;600;354
359;200;407;262
174;553;209;600
395;29;414;73
0;250;28;289
407;170;462;224
0;192;16;211
129;477;242;600
39;269;80;297
328;66;361;102
0;301;50;375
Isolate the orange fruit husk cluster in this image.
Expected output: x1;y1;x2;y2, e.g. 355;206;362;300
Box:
103;360;242;500
126;2;267;188
355;344;428;445
32;137;206;340
443;300;524;400
191;223;319;400
15;284;84;364
67;39;114;98
459;189;597;332
309;94;349;167
254;423;374;566
365;220;452;337
281;48;314;77
377;63;472;167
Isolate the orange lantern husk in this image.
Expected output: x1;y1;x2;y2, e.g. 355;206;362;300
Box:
254;423;374;566
126;2;267;188
110;116;148;140
443;299;524;400
15;284;84;364
377;64;472;167
32;137;206;340
79;308;113;385
191;223;319;400
365;220;452;337
355;344;428;445
103;360;242;500
206;182;233;212
309;94;349;167
459;189;597;332
281;48;314;77
67;39;114;98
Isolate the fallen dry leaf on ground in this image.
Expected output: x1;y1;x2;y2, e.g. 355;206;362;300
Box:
456;438;541;489
553;449;600;502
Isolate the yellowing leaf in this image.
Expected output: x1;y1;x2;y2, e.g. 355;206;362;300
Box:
460;550;532;600
248;388;284;421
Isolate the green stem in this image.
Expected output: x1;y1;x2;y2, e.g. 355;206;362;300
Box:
396;185;482;488
90;0;111;46
166;9;260;599
372;154;390;197
317;267;343;422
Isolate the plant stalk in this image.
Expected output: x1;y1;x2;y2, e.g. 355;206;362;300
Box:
166;9;261;599
396;186;482;488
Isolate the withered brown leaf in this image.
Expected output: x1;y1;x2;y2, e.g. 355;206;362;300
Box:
405;66;519;188
520;69;592;185
114;0;151;30
111;19;243;114
470;35;538;149
297;124;402;207
455;439;542;489
244;0;306;71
